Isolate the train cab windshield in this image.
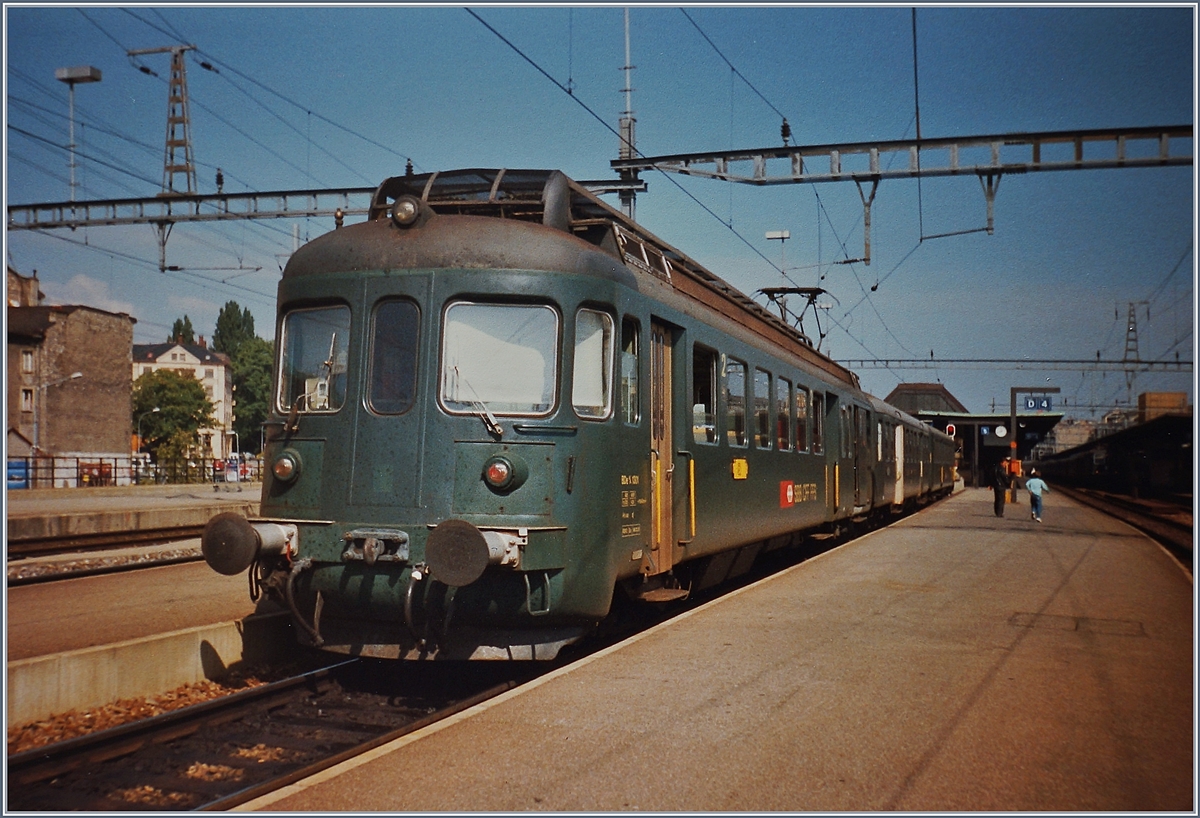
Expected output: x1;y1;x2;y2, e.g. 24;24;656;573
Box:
278;305;351;413
441;302;558;416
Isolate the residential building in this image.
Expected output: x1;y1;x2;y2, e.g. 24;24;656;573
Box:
132;338;236;458
6;266;136;484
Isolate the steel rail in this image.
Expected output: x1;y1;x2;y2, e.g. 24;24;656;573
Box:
7;661;358;791
1055;485;1192;571
7;524;207;559
201;677;523;810
7;659;525;812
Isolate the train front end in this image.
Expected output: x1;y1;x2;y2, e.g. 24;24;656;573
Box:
201;170;644;660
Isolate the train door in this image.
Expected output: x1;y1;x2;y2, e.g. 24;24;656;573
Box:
894;423;905;505
838;403;853;516
852;405;870;510
818;391;839;520
647;321;675;575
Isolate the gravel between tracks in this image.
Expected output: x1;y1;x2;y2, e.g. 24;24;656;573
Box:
6;545;202;583
6;660;319;756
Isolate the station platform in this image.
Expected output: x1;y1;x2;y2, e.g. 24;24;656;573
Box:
6;482;262;542
244;488;1194;812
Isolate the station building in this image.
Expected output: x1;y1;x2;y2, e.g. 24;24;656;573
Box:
132;340;235;459
884;382;1063;488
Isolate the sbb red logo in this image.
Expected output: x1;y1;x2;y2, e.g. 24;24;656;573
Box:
780;480;795;508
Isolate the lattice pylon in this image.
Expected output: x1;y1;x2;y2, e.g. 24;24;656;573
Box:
162;46;197;196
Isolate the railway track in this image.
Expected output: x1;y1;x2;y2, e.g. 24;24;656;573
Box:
7;659;530;811
7;524;207;560
5;498;935;811
1056;485;1193;571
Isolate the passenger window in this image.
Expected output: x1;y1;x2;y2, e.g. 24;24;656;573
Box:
811;391;825;455
692;345;718;444
619;317;639;425
724;357;747;447
573;308;615;419
753;369;771;449
278;304;351;413
795;386;810;453
441;302;558;416
776;377;792;451
368;300;420;414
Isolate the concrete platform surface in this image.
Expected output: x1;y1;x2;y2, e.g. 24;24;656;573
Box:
244;489;1193;812
7;483;262;540
7;551;268;660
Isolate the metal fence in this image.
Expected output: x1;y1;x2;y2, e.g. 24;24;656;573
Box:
6;455;264;489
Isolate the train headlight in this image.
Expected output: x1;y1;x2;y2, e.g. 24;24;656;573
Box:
273;451;301;482
485;458;512;488
390;195;421;227
482;454;527;492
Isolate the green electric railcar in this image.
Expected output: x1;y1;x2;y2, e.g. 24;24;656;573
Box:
201;169;955;660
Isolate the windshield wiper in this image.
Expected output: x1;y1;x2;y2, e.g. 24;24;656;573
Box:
285;333;339;435
453;366;503;437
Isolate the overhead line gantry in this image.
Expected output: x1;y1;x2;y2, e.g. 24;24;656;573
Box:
5;125;1190;271
611;124;1193;263
839;357;1191;373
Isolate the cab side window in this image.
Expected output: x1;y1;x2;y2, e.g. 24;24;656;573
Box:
619;317;640;425
573;308;615;420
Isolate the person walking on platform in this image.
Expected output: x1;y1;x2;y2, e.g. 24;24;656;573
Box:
1025;469;1049;523
992;460;1011;517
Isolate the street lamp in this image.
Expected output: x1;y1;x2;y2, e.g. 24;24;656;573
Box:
55;65;102;202
137;407;161;454
32;371;83;456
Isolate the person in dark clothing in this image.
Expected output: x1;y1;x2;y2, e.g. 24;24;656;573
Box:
993;460;1011;517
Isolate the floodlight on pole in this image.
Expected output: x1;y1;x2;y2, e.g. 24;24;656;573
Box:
55;66;102;202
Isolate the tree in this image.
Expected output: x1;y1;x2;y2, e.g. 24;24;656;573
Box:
213;301;256;360
231;336;274;454
132;369;215;458
168;315;195;345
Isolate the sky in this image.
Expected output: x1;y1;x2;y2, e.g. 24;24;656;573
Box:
3;4;1195;416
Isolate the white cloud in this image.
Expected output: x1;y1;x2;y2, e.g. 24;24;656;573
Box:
42;274;137;317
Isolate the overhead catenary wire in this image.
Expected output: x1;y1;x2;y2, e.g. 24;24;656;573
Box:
121;8;421;172
467;8;911;365
465;8;788;279
10;59;313;261
31;230;277;306
678;9;918;357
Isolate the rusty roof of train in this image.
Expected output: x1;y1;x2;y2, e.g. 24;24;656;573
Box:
366;168;859;389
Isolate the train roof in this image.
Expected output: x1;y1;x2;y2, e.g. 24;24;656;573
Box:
315;169;859;389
